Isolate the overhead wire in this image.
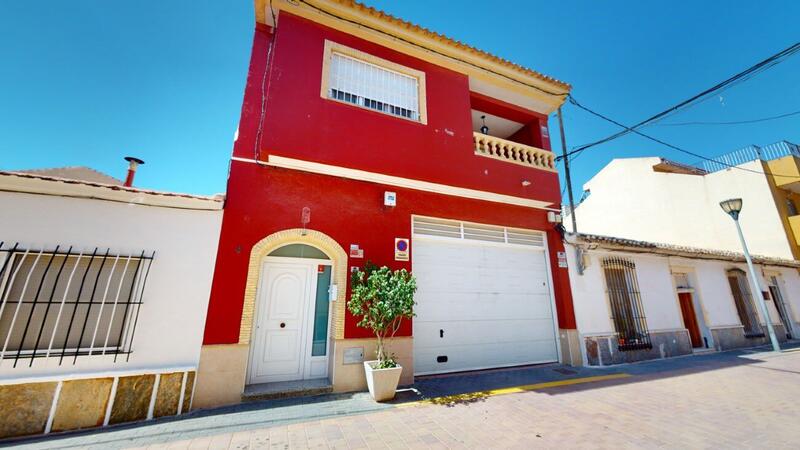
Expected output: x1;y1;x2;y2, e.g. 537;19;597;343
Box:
557;41;800;162
656;109;800;126
566;96;799;179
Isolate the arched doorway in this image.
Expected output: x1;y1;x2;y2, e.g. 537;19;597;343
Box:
240;230;347;386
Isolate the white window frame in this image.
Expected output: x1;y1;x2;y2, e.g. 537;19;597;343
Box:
320;40;428;124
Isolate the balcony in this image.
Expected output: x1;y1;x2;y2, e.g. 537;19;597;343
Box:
473;132;556;172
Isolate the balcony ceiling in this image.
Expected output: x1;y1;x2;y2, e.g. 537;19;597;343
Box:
471;110;524;140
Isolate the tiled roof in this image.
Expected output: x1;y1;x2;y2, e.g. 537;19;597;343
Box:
337;1;570;91
0;170;224;206
571;233;800;268
263;0;570;92
17;166;123;185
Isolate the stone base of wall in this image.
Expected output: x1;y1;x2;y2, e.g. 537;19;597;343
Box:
584;330;693;366
332;337;413;393
0;369;195;440
193;343;249;409
558;329;582;367
711;324;788;352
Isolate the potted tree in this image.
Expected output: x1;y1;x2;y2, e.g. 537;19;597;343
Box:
348;263;416;401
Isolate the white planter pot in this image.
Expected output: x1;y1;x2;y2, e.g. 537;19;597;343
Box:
363;361;403;402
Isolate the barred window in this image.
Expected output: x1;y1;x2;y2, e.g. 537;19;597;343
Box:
328;52;421;121
726;269;763;338
0;244;154;367
602;257;652;351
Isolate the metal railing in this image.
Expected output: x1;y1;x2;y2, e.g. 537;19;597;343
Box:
0;242;154;367
602;257;653;351
700;141;800;173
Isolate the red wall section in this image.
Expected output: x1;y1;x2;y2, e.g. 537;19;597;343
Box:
203;162;576;344
237;13;561;206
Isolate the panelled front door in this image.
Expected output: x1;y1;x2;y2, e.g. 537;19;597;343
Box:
678;292;702;348
249;262;311;384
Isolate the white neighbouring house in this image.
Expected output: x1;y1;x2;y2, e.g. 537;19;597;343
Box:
569;155;795;260
563;147;800;365
565;233;800;366
0;170;223;439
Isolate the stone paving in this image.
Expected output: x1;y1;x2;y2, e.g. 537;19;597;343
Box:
10;344;800;449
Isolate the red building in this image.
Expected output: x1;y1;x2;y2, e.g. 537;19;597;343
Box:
194;0;578;407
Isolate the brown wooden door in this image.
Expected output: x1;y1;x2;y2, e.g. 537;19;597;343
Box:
679;293;703;348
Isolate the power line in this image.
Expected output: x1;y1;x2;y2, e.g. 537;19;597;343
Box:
656;109;800;126
567;97;799;179
557;41;800;161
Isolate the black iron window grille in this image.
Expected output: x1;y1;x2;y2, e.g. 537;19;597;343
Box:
726;269;764;338
0;242;154;367
602;257;653;351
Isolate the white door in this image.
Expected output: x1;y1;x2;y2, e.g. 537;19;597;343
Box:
412;217;559;375
249;262;312;384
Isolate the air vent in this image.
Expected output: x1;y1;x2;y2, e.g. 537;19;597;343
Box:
413;217;545;248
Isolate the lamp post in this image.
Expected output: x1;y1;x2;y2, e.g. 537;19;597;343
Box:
719;198;781;352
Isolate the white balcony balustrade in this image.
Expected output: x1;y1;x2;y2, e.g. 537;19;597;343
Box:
473;132;557;172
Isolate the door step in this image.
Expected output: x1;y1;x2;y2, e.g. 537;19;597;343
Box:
692;347;716;354
242;379;333;402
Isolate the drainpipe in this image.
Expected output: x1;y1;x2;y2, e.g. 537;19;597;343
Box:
123;157;145;187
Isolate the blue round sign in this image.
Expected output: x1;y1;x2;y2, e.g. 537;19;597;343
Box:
396;240;408;251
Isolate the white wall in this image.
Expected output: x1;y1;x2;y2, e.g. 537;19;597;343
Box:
571;158;793;259
0;191;222;380
566;248;682;336
566;243;794;346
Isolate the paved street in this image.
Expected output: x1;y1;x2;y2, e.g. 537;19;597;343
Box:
10;345;800;449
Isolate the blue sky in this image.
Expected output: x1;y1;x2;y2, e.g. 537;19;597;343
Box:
2;1;799;197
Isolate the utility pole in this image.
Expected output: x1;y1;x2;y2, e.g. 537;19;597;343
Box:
557;105;583;275
557;106;578;235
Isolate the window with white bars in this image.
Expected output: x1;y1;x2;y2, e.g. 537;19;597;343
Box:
602;257;652;351
412;216;545;248
0;244;154;367
324;41;425;123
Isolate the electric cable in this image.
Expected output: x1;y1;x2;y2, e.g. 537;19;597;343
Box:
558;41;800;161
567;96;799;179
656;109;800;126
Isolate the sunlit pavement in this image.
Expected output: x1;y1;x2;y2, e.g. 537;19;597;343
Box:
11;342;800;449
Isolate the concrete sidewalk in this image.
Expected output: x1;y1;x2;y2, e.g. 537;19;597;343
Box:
8;341;800;449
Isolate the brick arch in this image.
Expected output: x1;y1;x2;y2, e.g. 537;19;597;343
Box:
238;228;348;344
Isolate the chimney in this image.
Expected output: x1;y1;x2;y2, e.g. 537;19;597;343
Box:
123;156;145;187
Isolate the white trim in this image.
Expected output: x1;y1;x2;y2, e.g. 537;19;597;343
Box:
187;370;197;412
103;377;119;426
177;371;188;415
0;365;196;385
231;156;557;211
147;373;161;420
44;380;62;434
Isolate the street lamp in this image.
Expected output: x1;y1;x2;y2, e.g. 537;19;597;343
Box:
719;198;780;352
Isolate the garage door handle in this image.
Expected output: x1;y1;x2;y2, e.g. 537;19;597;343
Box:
280;322;286;329
440;329;444;338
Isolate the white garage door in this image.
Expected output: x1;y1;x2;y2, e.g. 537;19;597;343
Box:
412;216;559;375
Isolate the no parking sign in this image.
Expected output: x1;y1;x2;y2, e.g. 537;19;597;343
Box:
395;238;409;261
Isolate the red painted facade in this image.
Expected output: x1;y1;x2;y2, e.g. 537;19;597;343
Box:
203;12;575;345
